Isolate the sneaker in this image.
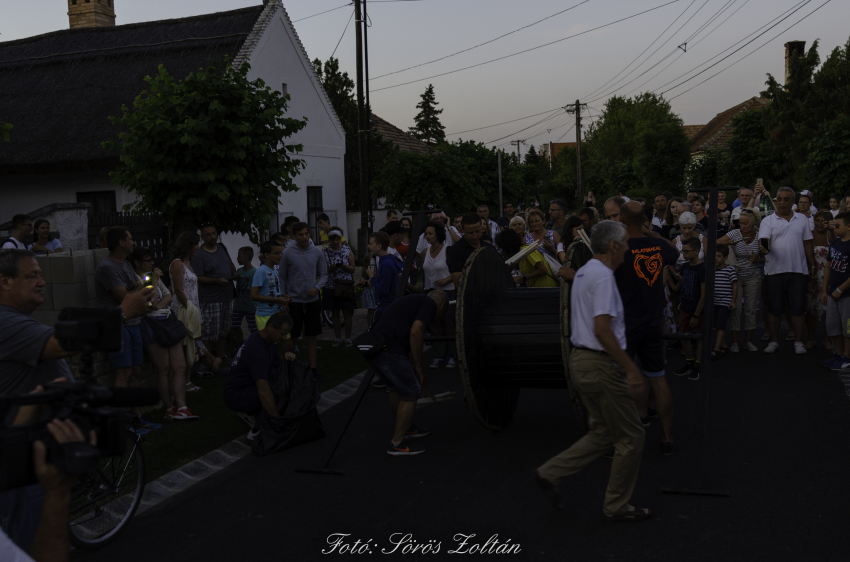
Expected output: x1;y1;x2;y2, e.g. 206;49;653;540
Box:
830;356;850;372
247;428;260;441
660;441;677;456
404;423;430;439
745;342;758;352
164;406;177;420
823;354;842;369
673;363;693;377
387;440;424;456
132;427;150;436
647;407;659;419
235;411;256;428
344;339;354;347
138;418;162;430
173;407;199;421
687;365;701;381
640;416;651;428
794;342;807;355
372;379;387;389
764;341;780;353
445;358;457;369
531;469;564;509
332;338;342;347
429;358;444;369
729;343;739;353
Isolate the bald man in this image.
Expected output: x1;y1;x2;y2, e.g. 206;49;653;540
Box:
614;202;679;455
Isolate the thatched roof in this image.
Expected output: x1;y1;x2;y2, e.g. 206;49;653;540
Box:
0;6;265;174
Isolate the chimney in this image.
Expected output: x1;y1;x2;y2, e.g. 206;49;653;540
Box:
68;0;116;29
784;40;806;85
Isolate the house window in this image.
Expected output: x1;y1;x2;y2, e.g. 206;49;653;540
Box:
282;83;288;96
77;191;117;214
307;186;323;244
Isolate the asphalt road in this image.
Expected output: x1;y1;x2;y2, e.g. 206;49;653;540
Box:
73;336;850;562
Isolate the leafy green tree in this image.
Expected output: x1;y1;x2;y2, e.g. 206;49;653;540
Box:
0;122;11;142
684;148;727;190
313;57;396;210
103;60;306;244
524;145;540;166
583;93;690;199
801;114;850;197
408;84;446;146
721;109;773;188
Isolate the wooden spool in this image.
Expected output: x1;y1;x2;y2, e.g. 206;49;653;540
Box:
457;246;577;431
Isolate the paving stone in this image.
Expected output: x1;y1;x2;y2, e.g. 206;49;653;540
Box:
155;470;198;490
199;450;235;468
179;461;215;479
217;439;251;458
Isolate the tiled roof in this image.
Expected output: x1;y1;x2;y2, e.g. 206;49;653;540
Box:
683;124;705;140
549;142;577;161
371;114;431;154
689;96;771;153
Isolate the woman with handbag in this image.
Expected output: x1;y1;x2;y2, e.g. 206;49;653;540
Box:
323;227;357;347
131;247;198;420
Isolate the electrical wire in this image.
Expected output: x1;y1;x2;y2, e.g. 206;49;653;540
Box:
486;109;566;144
372;0;592;80
446;106;567;136
293;3;352;23
330;9;355;59
371;0;682;93
666;0;831;100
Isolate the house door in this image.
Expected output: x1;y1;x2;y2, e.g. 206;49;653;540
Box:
307;186;323;244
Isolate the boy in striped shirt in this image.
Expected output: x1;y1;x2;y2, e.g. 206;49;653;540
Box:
712;244;738;359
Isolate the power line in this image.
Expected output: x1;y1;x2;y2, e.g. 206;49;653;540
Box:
446;106;565;136
330;9;355;59
371;0;682;93
486;109;566;144
666;0;832;100
372;0;592;80
293;3;352;23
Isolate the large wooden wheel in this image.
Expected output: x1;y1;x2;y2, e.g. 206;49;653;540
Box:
559;279;588;432
456;247;520;430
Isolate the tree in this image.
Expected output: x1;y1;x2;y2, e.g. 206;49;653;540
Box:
801;114;850;197
684;148;726;190
103;59;306;244
524;145;540;166
408;84;446;146
0;122;11;143
582;93;690;200
313;57;396;210
721;109;773;188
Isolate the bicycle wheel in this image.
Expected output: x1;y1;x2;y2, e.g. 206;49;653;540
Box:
69;430;146;550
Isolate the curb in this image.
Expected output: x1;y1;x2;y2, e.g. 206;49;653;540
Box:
135;371;367;516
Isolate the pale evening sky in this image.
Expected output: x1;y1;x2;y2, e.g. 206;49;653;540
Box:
2;0;846;155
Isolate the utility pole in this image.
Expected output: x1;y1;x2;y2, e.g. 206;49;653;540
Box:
510;139;525;163
354;0;371;255
497;151;503;216
363;0;373;234
566;100;587;202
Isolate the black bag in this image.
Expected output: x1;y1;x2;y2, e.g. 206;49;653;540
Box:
144;313;187;347
352;329;386;360
252;360;325;456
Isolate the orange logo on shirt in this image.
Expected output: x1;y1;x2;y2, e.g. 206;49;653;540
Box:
634;253;662;286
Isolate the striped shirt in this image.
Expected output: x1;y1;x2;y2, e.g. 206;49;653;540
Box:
714;265;738;307
726;229;761;278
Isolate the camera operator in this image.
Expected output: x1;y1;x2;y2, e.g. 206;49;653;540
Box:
0;249;153;551
0;416;95;562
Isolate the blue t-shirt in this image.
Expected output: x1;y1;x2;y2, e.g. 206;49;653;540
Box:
680;261;706;314
223;331;280;409
827;238;850;298
252;264;282;317
233;266;257;312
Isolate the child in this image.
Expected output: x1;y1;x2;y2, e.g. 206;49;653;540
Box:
251;239;291;330
232;246;258;338
712;244;738;358
669;237;706;380
821;212;850;370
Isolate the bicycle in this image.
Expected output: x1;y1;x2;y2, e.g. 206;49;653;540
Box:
68;427;147;550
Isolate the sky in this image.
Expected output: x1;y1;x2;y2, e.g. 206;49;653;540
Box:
3;0;847;156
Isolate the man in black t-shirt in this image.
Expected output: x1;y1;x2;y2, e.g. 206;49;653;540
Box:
447;213;494;286
614;202;679;455
370;292;448;456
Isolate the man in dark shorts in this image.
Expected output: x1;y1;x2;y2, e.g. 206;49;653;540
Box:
280;222;327;380
369;291;448;456
224;311;296;440
614;201;679;455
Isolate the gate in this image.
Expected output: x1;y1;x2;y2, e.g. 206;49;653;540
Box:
87;212;170;262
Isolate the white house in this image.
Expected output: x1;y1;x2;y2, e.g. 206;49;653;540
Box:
0;0;345;260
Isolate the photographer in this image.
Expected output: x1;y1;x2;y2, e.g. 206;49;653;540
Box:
0;417;95;562
0;249;153;551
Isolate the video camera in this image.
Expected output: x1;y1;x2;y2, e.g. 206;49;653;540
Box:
0;307;159;492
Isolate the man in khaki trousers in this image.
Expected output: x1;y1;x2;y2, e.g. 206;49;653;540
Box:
532;220;651;522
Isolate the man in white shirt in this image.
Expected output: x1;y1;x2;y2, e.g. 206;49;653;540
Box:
477;205;500;240
533;220;650;522
759;187;816;354
1;215;32;250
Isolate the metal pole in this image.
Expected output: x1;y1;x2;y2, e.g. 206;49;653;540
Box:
363;0;373;235
498;151;503;218
354;0;370;256
575;99;583;202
